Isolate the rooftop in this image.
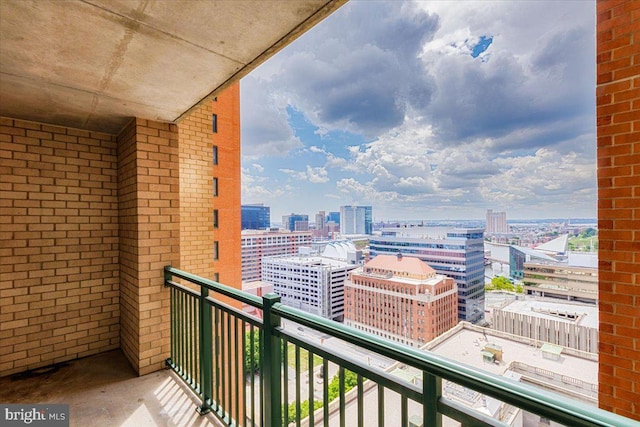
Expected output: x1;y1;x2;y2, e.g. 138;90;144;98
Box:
322;240;357;260
365;254;436;277
496;299;599;329
426;323;597;385
534;234;569;254
264;254;355;269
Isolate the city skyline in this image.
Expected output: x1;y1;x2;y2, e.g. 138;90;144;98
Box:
240;0;596;221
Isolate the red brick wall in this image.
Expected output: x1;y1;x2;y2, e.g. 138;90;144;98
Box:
213;83;242;290
596;0;640;419
0;118;119;376
117;118;180;375
178;83;241;291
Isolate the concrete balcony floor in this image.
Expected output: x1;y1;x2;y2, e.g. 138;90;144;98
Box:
0;350;224;427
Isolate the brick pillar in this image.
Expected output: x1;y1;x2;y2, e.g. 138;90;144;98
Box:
596;0;640;420
117;118;180;375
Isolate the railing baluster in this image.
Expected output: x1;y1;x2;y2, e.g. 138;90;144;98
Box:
214;305;220;413
401;395;408;427
259;328;264;427
295;345;301;427
241;319;247;427
323;358;329;427
221;311;227;419
339;366;345;427
249;326;256;427
378;385;384;427
169;286;174;367
197;286;213;414
227;309;232;420
187;293;192;386
283;337;289;427
423;372;442;427
164;268;173;368
179;291;184;376
308;349;314;427
262;294;282;427
234;317;240;426
357;374;364;427
196;295;200;390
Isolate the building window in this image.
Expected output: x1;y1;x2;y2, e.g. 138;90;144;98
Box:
212;146;218;165
213;272;219;282
213;178;218;196
213;241;219;260
213;210;219;228
212;114;218;133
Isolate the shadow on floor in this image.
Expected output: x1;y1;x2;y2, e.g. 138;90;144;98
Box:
0;350;224;427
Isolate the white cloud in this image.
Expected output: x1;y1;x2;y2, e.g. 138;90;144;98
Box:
279;166;330;184
240;0;596;219
240;76;302;157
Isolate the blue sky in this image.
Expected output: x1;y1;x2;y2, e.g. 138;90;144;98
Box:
240;1;596;222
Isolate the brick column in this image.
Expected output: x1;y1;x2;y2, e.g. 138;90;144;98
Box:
117;118;180;375
596;0;640;420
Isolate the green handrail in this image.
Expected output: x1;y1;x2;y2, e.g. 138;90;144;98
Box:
274;302;632;427
163;266;639;427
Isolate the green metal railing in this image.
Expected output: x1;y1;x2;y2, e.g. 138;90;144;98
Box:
164;266;638;427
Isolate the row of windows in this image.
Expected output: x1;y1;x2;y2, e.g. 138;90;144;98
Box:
212;112;219;263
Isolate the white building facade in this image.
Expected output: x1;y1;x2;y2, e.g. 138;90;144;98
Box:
241;230;312;282
339;205;372;235
262;254;358;321
493;299;598;353
486;209;508;234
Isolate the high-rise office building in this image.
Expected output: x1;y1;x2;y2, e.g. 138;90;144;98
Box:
314;210;327;238
263;254;358;321
369;229;485;323
345;254;458;347
327;211;340;225
282;213;309;232
241;230;312;282
241;204;270;230
486;209;508;234
340;205;372;235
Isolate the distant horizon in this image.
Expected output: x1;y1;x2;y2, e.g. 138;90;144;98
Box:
265;217;598;227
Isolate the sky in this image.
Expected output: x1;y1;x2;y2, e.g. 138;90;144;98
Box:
239;0;596;223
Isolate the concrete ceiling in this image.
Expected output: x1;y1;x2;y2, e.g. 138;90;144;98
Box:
0;0;346;134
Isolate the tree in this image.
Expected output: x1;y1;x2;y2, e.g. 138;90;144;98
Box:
284;370;358;424
244;330;261;373
579;227;596;238
491;276;512;291
244;330;285;373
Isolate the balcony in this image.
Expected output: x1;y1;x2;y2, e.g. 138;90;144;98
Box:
1;266;637;426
